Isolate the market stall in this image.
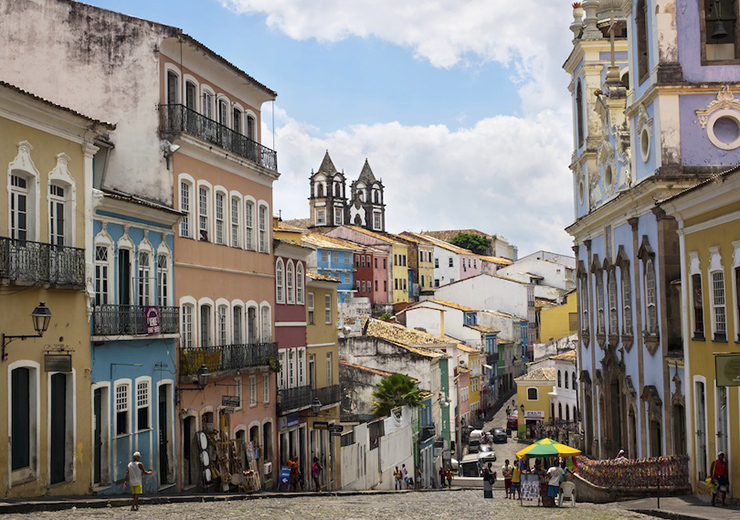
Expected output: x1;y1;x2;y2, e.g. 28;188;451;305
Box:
514;438;581;507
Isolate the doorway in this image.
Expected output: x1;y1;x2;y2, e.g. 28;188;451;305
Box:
158;384;170;486
50;373;67;485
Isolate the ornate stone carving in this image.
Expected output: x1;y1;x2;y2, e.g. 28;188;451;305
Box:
695;86;740;128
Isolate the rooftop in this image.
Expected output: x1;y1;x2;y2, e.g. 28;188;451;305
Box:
479;255;514;266
307;271;339;283
515;367;556;383
464;323;500;334
303;233;359;251
363;318;448;358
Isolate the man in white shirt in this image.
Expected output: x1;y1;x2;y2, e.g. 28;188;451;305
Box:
546;463;565;502
124;451;153;511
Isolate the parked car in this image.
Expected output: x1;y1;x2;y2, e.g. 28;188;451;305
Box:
450;458;459;471
467;439;481;454
491;427;507;443
477;444;496;463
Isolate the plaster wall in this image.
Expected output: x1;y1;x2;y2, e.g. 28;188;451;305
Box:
433;275;529;320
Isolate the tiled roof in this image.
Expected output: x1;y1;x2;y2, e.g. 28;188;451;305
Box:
343;226;403;245
550;350;577;362
302;233;359;251
413;233;474;255
102;189;183;215
464;324;499;334
363;318;447;358
1;80;116;130
318;151;338;175
307;271;339;283
339;360;393;378
283;218;312;230
479;256;514;266
274;220;307;233
428;300;478;312
481;309;516;319
456;343;480;354
515;367;556;382
535;298;557;307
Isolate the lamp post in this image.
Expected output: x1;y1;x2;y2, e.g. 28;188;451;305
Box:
2;302;52;360
196;364;210;388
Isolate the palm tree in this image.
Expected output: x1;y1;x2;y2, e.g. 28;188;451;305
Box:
371;373;423;417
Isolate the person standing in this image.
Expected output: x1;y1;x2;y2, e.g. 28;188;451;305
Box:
124;451;152;511
415;466;423;491
311;457;323;493
482;462;496;499
446;468;453;488
402;464;410;489
546;462;565;506
710;452;729;507
439;466;446;489
288;455;303;491
502;459;513;499
510;461;521;500
394;466;403;490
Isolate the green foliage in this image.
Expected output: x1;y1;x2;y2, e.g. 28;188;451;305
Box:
449;232;491;255
371;373;423;417
379;313;392;322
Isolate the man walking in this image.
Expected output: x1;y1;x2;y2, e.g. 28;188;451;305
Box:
124;451;152;511
710;452;729;507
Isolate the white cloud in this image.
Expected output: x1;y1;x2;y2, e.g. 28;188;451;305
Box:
269;106;576;256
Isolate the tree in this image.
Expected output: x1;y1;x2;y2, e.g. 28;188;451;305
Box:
449;232;491;255
371;373;423;417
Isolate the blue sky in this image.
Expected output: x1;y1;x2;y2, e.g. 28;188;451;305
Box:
85;0;576;256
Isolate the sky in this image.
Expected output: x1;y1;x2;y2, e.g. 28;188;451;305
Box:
85;0;577;257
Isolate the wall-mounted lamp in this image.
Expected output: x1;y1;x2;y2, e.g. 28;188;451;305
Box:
196;364;210;388
310;397;323;416
2;302;52;361
161;140;181;168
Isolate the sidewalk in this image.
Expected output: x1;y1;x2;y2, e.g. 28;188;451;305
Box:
618;494;740;520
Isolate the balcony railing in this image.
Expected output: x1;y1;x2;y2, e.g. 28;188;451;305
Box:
180;342;277;376
278;385;314;413
159;104;277;171
0;237;85;288
314;384;341;406
92;305;179;336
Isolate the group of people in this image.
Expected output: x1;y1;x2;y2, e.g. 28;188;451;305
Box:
438;467;454;488
496;458;570;506
287;455;324;493
393;464;423;490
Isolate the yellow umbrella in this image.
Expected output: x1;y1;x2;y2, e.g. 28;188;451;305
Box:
515;438;581;459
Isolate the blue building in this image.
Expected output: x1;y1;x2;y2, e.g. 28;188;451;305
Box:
302;233;357;304
90;191;181;494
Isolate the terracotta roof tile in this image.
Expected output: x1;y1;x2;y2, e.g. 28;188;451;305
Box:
515;367;556;382
363;318;447;358
302;233;359;250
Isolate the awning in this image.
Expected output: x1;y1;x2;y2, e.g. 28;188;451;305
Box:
483;364;493;369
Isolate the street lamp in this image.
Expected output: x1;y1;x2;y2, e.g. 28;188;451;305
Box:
2;302;52;361
196;364;210;388
310;397;323;416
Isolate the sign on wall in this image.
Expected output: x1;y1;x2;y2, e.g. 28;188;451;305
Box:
715;353;740;386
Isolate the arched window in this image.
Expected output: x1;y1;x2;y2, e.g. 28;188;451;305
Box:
181;303;194;348
258;204;269;253
276;259;285;304
558;402;563;420
566;405;570;422
622;267;633;335
558;370;562;387
636;0;649;81
232;305;243;344
565;371;569;389
247;306;257;343
645;259;658;334
286;261;295;304
296;263;304;304
260;306;271;342
166;69;179;105
572;371;577;390
596;271;605;334
576;82;584;147
216;304;228;345
608;270;618;334
245;200;255;250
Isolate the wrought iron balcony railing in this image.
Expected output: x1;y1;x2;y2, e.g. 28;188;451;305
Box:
278;385;314;413
314;384;341;406
92;305;179;336
0;237;85;288
487;352;500;365
159;104;277;171
180;342;277;376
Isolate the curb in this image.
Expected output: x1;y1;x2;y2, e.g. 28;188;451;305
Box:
629;508;712;520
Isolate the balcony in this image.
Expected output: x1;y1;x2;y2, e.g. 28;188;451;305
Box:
180;342;277;376
314;384;341;407
0;237;85;288
92;305;179;336
278;385;314;414
159;104;277;171
487;352;500;365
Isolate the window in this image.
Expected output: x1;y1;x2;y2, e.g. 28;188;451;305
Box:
711;270;727;340
260;306;271;342
645;260;658;334
137;251;151;306
115;383;129;435
374;258;378;268
702;0;738;61
231;197;241;248
326;352;333;387
325;294;332;324
215;192;225;244
200;304;212;346
49;184;66;246
572;372;576;390
448;258;453;267
245;201;255;250
596;272;605;334
334;207;343;225
308;292;315;324
608;271;618;334
344;252;350;264
316;208;326;225
185;81;197;110
276;260;285;303
288;350;295;388
157;254;169;307
136;381;149;431
558;370;562;387
218;98;229;127
296;263;304;304
247;307;257;343
180;181;192;237
321;251;329;264
384;280;388;291
692;273;705;338
202;90;214;119
636;0;649;81
383;258;387;269
166;70;179;104
286;262;295;304
527;387;538;400
198;186;210;241
263;373;270;403
258;205;268;253
181;304;194;348
565;372;569;389
217;304;228;345
576;82;584;147
233;306;243;344
622;268;633;335
247;115;256;140
373;212;381;230
333;252;339;265
249;375;257;406
233;108;242;133
95;245;109;306
10;174;29;241
375;280;378;291
233;378;242;409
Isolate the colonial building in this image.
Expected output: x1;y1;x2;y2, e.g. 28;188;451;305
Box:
661;168;740;500
563;0;732;460
0;81;111;496
308;151;385;232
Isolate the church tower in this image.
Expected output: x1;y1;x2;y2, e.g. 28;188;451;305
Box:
309;151;347;228
349;159;385;232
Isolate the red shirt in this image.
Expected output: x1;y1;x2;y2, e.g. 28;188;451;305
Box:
713;459;727;478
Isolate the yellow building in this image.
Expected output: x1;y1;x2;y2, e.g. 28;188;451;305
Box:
273;217;305;245
515;367;555;438
306;271;342;490
0;83;112;496
467;349;482;417
661;169;740;501
538;289;578;343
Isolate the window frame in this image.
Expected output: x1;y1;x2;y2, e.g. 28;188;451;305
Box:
244;198;255;251
324;293;332;324
115;381;131;437
296;263;305;304
308;292;315;325
276;258;285;304
526;387;538;401
135;378;151;432
286;260;295;304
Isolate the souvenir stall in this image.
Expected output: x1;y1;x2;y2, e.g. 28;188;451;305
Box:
514;438;581;507
195;428;263;492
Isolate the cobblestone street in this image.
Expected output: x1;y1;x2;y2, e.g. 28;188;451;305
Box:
5;491;654;520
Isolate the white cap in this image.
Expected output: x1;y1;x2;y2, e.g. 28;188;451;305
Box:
133;451;142;459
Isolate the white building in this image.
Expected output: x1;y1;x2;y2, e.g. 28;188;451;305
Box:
497;255;575;293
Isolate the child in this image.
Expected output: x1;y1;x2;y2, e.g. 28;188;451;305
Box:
124;451;153;511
